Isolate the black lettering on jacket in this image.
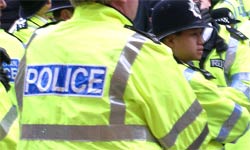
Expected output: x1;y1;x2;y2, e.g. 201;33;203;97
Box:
210;59;224;69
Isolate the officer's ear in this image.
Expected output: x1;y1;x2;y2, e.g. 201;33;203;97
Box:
60;9;73;20
161;35;176;49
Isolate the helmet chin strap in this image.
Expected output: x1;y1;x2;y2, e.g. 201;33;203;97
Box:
174;56;215;80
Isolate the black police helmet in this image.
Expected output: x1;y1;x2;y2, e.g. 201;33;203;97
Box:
211;8;241;25
49;0;72;12
152;0;210;40
19;0;48;18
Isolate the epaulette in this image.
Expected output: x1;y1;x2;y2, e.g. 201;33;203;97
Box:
124;25;161;44
226;26;248;41
38;20;62;29
15;18;28;31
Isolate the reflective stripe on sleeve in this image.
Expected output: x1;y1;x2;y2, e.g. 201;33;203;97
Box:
21;124;156;142
230;72;250;99
159;100;204;148
187;124;209;150
224;37;250;99
183;68;196;81
0;106;18;139
216;104;243;142
224;37;238;75
109;33;147;124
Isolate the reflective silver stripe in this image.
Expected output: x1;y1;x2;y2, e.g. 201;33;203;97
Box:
21;124;156;142
15;55;26;111
188;124;209;150
224;37;238;74
216;104;243;142
109;33;147;124
159;100;203;148
238;0;247;17
0;106;18;140
231;72;250;99
183;68;196;81
15;33;37;111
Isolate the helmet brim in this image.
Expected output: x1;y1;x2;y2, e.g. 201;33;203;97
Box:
157;23;212;40
48;6;73;12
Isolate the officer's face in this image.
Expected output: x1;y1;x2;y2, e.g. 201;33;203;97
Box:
163;28;204;63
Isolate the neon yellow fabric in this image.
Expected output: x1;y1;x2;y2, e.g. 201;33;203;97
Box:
240;0;250;18
178;64;250;149
220;25;250;100
0;29;25;105
0;29;24;58
193;49;228;87
8;15;50;45
16;3;210;150
0;29;24;150
225;129;250;150
0;84;19;150
228;38;250;74
220;87;250;111
238;20;250;38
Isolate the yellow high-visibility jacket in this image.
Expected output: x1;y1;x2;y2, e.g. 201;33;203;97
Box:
0;29;24;150
15;3;211;150
0;83;19;150
225;129;250;150
0;29;25;104
179;63;250;150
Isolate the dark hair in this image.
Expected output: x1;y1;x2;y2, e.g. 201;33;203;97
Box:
53;7;74;20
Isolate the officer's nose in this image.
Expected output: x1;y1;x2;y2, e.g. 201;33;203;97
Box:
198;34;204;45
0;0;7;9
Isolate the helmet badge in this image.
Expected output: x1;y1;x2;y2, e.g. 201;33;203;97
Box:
188;0;202;19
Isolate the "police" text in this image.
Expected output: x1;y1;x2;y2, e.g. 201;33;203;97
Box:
24;65;107;97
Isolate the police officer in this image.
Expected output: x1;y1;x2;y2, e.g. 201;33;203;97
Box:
198;6;250;104
0;0;24;149
8;0;52;45
48;0;74;21
151;0;250;149
15;0;212;149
